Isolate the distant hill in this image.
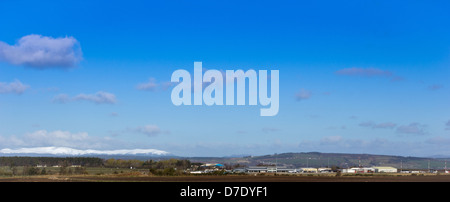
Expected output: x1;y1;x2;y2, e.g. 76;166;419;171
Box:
183;152;450;170
2;149;450;170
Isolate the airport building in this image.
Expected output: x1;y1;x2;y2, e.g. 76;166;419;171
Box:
241;166;298;173
341;167;375;173
373;166;398;173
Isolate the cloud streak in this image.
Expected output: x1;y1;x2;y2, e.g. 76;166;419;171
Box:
132;125;162;137
428;84;443;91
0;34;82;69
53;91;117;104
136;78;175;92
74;92;117;104
445;120;450;130
0;130;108;149
0;80;29;94
359;121;397;129
396;123;427;135
336;67;392;77
262;127;281;133
136;78;158;91
295;88;312;101
335;67;403;82
358;121;428;135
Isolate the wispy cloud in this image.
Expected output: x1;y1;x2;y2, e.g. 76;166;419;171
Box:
52;94;71;103
0;80;29;94
359;121;397;129
53;91;117;104
262;127;281;133
74;92;116;104
0;34;82;69
445;120;450;130
326;125;347;130
295;88;312;101
335;67;402;82
110;124;167;138
336;67;392;77
0;130;100;149
428;84;443;91
136;78;175;91
132;125;162;137
298;136;450;157
0;129;169;156
320;136;343;144
136;78;158;91
23;130;89;146
396;123;427;135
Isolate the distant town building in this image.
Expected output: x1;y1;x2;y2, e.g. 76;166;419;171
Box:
374;166;398;173
246;166;270;173
244;166;298;173
341;167;375;173
232;168;247;173
300;168;318;173
318;168;333;173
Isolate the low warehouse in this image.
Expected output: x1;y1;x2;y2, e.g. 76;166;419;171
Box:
374;167;398;173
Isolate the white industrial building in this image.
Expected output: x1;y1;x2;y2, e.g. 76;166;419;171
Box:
318;168;333;173
373;166;398;173
300;168;318;173
241;166;298;173
341;166;399;173
233;165;399;174
341;167;375;173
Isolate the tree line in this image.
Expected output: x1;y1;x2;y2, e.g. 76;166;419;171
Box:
104;158;191;170
0;157;192;169
0;157;193;176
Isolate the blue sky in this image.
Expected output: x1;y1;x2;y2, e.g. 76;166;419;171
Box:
0;0;449;157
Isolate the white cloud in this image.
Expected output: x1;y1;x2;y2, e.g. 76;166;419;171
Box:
53;91;117;104
0;147;168;156
0;130;101;149
74;91;117;104
136;78;158;91
20;130;92;148
111;125;167;138
0;34;82;68
0;130;169;155
136;78;175;91
133;125;162;137
0;80;29;94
